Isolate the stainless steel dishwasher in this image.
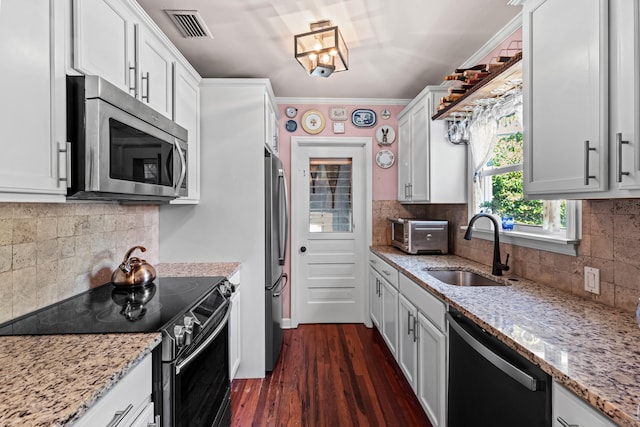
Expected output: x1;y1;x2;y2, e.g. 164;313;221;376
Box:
446;310;552;427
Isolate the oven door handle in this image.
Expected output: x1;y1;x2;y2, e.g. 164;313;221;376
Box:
176;301;231;375
446;312;543;392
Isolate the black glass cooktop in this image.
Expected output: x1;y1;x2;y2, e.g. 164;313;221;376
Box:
0;276;225;336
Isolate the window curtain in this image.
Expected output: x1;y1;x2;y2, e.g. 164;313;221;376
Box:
467;91;524;213
468;104;499;212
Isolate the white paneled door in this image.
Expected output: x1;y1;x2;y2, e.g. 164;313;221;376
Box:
292;138;370;324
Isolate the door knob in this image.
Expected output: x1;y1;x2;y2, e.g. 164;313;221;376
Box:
300;246;307;253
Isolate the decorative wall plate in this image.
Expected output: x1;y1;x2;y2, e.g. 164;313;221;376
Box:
330;107;348;121
375;125;396;145
376;149;395;168
381;109;391;120
285;119;297;132
301;110;325;134
285;106;298;118
351;109;377;127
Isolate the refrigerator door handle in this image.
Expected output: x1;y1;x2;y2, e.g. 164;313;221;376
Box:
273;273;289;298
278;168;289;265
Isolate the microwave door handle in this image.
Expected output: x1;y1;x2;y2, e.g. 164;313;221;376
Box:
174;140;186;195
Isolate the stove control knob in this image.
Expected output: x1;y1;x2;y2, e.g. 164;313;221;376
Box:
184;316;194;329
184;315;201;334
173;325;185;347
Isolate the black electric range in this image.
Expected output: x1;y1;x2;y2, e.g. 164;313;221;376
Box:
0;276;229;361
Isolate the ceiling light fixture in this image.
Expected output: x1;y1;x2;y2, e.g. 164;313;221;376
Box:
294;20;348;78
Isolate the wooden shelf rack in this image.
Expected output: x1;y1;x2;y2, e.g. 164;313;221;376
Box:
432;51;523;120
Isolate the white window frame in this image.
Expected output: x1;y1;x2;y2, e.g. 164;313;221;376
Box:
467;134;581;257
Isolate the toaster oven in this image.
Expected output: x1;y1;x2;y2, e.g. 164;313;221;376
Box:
389;218;448;254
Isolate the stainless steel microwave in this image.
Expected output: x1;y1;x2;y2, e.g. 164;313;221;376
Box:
389;218;448;254
66;75;187;201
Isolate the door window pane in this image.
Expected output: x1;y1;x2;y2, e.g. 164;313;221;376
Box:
309;158;353;233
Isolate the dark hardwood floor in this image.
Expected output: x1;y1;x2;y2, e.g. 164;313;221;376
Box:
230;324;432;427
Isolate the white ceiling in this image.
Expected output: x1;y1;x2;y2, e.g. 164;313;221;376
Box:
136;0;521;100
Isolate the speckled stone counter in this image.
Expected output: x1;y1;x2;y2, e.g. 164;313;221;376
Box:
0;333;161;427
157;262;240;280
371;245;640;427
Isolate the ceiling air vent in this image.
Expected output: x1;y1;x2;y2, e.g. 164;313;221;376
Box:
165;10;213;38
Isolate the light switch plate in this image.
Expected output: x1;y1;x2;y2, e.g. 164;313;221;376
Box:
333;122;345;134
584;266;600;294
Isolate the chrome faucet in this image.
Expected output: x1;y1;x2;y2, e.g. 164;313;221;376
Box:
464;213;510;276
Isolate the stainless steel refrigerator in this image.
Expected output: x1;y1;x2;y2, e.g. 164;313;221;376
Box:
265;149;288;371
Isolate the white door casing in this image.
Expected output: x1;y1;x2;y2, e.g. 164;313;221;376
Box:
291;137;372;327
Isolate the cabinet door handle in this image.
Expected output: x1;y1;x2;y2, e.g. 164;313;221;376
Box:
408;183;413;199
128;62;137;97
407;312;414;335
147;415;161;427
616;132;630;183
141;72;150;102
57;142;70;188
382;270;392;277
106;404;133;427
413;317;418;342
584;140;596;185
556;417;578;427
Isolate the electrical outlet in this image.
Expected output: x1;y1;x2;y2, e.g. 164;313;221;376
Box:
584;266;600;295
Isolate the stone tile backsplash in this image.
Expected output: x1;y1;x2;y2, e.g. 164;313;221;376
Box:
373;199;640;313
0;203;159;323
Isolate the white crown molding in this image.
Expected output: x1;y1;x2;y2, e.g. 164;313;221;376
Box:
458;11;522;69
275;97;411;106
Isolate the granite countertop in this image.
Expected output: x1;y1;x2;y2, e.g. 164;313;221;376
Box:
371;245;640;427
0;333;161;427
157;262;240;281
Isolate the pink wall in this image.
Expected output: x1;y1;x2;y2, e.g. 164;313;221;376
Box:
276;102;406;318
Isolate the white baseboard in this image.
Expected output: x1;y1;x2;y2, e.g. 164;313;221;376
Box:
282;318;292;329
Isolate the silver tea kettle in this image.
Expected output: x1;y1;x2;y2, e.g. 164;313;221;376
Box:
111;245;157;287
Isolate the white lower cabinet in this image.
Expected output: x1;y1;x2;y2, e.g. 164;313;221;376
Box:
369;253;399;360
417;312;446;427
75;353;155;427
553;381;617;427
399;273;447;427
229;288;242;380
369;268;382;329
398;294;418;392
380;278;399;359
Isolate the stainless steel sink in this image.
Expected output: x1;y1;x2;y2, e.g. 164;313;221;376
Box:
426;270;506;286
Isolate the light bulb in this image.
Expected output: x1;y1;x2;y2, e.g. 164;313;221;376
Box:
309;53;317;60
321;54;330;63
313;42;322;51
330;49;337;56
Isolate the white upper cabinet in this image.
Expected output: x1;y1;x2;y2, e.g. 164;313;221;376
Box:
73;0;176;119
172;62;201;203
609;0;640;191
264;93;279;154
523;0;608;197
524;0;640;199
138;26;174;119
397;86;467;203
0;0;67;201
73;0;136;95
